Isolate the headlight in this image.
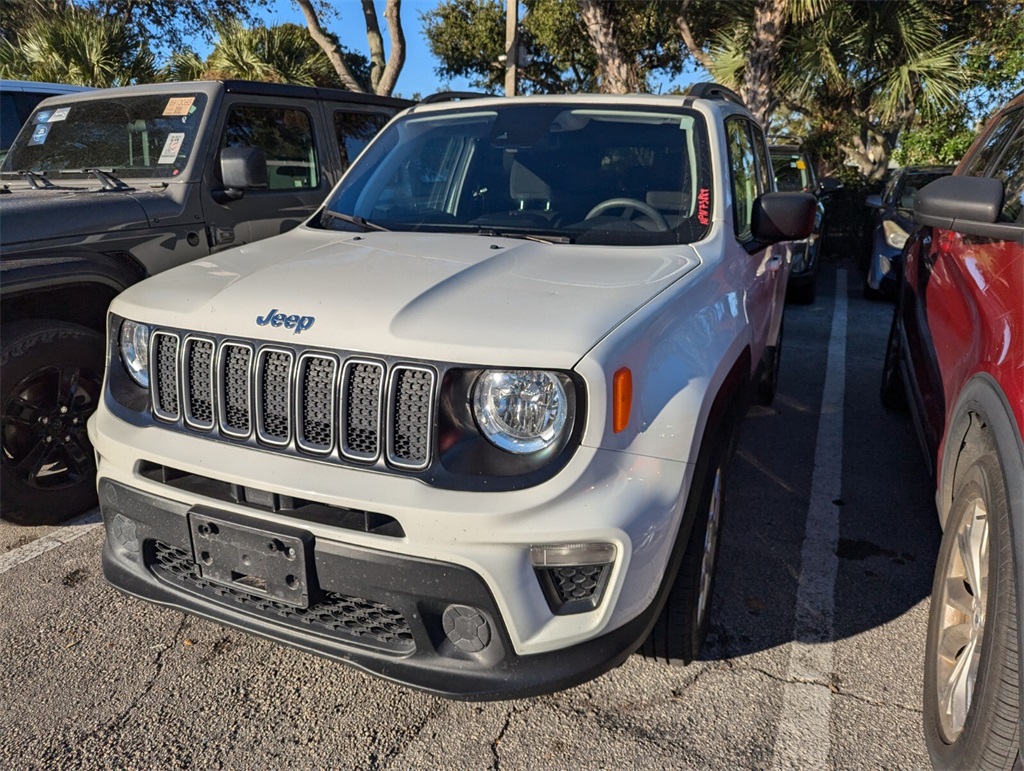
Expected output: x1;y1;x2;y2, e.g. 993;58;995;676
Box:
883;220;910;249
119;319;151;388
473;370;568;454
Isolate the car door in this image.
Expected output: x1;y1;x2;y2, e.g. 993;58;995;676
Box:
902;103;1024;463
201;96;329;252
725;116;783;365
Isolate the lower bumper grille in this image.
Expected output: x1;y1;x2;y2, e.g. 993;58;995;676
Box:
149;540;415;654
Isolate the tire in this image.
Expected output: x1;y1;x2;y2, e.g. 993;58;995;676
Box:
923;430;1021;769
880;306;907;411
1;321;105;525
757;318;784;407
641;431;729;665
863;281;883;301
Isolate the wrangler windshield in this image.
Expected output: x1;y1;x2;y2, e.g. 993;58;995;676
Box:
1;93;207;179
323;104;713;246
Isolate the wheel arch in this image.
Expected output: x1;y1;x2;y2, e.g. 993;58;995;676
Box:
931;370;1024;762
1;252;147;334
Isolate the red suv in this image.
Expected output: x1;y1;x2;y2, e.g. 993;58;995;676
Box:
881;91;1023;768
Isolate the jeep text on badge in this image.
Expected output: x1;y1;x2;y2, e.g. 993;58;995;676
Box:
89;85;814;700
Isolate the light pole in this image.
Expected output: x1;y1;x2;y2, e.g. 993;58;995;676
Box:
504;0;518;96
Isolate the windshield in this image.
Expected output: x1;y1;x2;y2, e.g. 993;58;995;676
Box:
1;92;208;179
771;150;813;192
322;104;713;246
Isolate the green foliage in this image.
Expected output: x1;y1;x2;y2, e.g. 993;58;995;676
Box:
421;0;692;94
0;6;155;86
892;104;977;166
157;20;371;89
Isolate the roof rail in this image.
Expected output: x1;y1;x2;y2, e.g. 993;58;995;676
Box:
685;82;745;108
421;91;490;104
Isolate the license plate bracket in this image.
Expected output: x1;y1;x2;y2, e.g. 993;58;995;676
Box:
188;509;311;609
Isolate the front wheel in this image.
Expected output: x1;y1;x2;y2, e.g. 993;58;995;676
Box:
923;428;1020;769
641;431;729;665
1;321;105;525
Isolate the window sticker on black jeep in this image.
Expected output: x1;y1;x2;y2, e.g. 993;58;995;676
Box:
28;123;49;146
163;97;195;117
158;133;185;164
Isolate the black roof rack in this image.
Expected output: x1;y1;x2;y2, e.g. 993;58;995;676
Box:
685;82;745;108
421;91;491;104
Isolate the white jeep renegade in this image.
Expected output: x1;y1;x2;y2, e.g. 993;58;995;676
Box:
89;84;814;700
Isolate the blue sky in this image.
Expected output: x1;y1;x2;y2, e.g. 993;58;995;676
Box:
233;0;706;98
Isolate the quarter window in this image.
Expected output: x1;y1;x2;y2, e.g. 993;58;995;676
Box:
222;106;318;190
334;111;390;171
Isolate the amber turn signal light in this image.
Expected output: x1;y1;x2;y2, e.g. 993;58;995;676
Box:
612;368;632;433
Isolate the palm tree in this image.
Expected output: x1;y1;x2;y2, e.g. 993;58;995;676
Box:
160;20;371;90
702;0;966;177
0;6;155;87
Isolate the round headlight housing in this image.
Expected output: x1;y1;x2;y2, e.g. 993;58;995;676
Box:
119;319;151;388
473;370;568;454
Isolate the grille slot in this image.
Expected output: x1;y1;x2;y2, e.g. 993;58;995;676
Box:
388;366;435;470
147;330;435;472
183;337;215;429
152;332;180;421
149;541;415;653
341;360;384;461
297;354;337;454
220;343;253;437
257;349;293;445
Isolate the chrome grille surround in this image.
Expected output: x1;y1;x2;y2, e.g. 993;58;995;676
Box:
148;330;437;474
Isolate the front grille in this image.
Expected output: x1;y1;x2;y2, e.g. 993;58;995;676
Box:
149;541;415;654
550;565;607;603
150;331;436;472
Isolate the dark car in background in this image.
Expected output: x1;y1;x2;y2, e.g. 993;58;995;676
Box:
770;143;836;303
880;90;1022;770
0;79;92;161
863;164;954;298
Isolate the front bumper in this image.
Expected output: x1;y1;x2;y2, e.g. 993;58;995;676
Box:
90;407;691;699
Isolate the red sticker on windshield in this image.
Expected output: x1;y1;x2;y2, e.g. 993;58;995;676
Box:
697;188;710;225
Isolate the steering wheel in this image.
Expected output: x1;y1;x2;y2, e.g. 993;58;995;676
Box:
584;197;669;230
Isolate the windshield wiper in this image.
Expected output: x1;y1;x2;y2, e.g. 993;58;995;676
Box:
82;168;132;191
476;228;572;244
17;170;57;189
322;210;390;232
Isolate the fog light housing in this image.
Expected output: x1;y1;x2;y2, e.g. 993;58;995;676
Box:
531;543;616;615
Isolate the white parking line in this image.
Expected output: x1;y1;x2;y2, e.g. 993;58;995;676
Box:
0;510;103;576
771;270;847;769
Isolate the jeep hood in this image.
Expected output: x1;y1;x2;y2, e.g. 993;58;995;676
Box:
0;187;151;246
116;227;701;367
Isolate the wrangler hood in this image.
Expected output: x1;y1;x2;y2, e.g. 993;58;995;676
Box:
0;187;152;247
115;227;701;368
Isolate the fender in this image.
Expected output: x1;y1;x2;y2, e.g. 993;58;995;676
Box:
1;250;148;299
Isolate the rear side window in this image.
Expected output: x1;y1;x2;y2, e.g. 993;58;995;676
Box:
334;111;390;171
222;106;318;190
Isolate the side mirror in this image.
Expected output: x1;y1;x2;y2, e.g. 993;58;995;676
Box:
865;194;883;209
751;192;816;245
914;175;1020;241
218;146;268;200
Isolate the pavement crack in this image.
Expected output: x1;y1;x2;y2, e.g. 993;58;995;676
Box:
368;700;447;770
97;614;190;735
742;664;922;714
491;703;531;771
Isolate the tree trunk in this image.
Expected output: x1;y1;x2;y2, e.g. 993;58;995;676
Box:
578;0;639;93
295;0;367;92
377;0;405;96
741;0;788;126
